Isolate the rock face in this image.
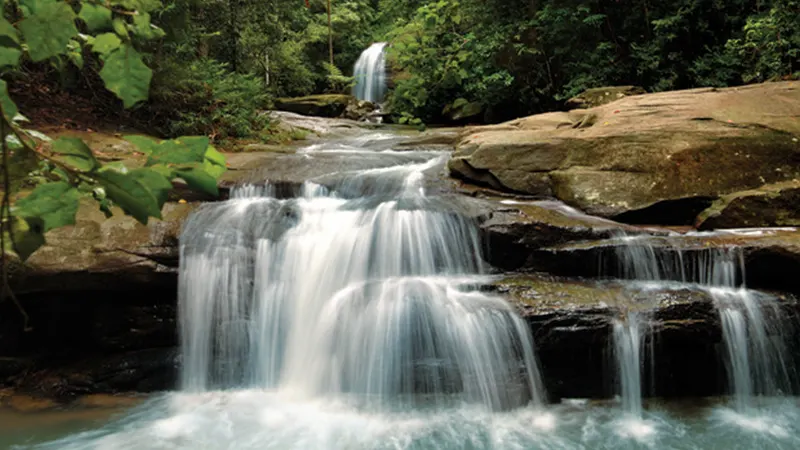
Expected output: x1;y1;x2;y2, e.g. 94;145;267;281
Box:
275;94;353;118
696;180;800;229
496;274;799;401
449;82;800;224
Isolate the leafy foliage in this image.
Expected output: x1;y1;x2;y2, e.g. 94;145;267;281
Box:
385;0;800;122
0;0;228;270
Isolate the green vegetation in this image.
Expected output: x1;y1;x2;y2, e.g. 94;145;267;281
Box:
383;0;800;122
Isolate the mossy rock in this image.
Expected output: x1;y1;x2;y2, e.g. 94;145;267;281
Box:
565;85;646;109
275;94;354;118
696;179;800;229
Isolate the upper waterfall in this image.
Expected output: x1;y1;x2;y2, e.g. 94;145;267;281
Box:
352;43;387;103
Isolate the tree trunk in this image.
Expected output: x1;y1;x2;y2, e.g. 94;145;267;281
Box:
327;0;333;65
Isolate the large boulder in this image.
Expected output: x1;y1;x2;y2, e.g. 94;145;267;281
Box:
449;82;800;224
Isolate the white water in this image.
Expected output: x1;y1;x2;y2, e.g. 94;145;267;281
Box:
612;241;794;410
353;43;387;103
613;313;645;418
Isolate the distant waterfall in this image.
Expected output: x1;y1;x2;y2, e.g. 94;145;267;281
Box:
352;43;387;103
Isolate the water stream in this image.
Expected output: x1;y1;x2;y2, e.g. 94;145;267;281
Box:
10;131;800;449
611;239;796;411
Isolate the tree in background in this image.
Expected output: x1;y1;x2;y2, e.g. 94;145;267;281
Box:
384;0;800;123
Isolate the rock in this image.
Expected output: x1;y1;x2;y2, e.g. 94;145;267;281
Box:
10;201;194;294
696;179;800;229
343;99;379;121
266;111;379;136
565;86;646;109
449;82;800;224
275;94;354;118
476;198;658;270
522;229;800;295
495;274;798;400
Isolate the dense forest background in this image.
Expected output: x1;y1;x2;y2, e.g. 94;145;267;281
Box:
5;0;799;133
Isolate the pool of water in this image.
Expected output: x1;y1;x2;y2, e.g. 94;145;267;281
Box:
5;394;800;449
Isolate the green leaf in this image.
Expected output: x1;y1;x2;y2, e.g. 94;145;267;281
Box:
203;146;227;178
175;165;219;196
99;44;152;108
0;47;21;68
129;167;172;207
110;0;162;13
5;216;46;261
19;0;55;16
146;138;206;166
18;2;78;62
0;80;18;120
131;12;165;40
51;137;99;172
204;145;226;166
112;18;129;39
94;170;162;224
12;181;81;232
79;4;112;32
0;18;20;46
124;134;158;154
92;33;122;57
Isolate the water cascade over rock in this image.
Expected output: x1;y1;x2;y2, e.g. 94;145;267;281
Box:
352;43;387;103
611;236;796;410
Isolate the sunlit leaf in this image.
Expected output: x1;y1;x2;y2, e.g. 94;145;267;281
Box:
12;181;81;232
51;137;99;172
92;33;122;56
4;216;46;261
0;80;18;119
18;2;78;62
129;167;173;207
79;4;113;32
124;134;158;154
94;170;162;224
99;44;152;108
175;165;219;196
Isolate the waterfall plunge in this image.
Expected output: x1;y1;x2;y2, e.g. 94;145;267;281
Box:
178;163;544;411
352;43;387;103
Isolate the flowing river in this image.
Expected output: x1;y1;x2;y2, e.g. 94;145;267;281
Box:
4;130;800;449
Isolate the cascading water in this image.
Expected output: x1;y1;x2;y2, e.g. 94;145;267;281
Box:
612;313;645;418
610;238;795;410
352;43;387;103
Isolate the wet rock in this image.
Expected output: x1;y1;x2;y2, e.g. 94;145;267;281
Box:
494;274;797;401
476;198;658;271
343;99;379;121
521;229;800;295
565;86;646;109
696;180;800;229
450;82;800;222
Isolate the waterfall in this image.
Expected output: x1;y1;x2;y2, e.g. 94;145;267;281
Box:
178;154;544;411
613;313;646;417
611;237;794;410
352;43;387;103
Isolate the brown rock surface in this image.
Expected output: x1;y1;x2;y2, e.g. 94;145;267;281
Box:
450;82;800;223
